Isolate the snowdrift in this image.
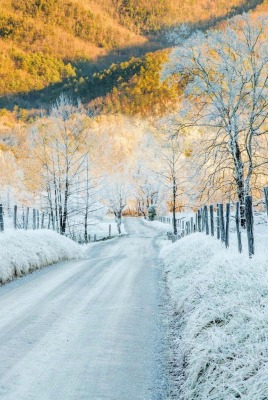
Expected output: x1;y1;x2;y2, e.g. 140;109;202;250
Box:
161;232;268;399
0;229;82;284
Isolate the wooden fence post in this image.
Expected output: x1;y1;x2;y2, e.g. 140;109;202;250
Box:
219;204;225;243
245;195;254;258
210;205;214;236
41;212;45;229
88;234;91;242
217;204;220;239
37;210;40;229
22;208;25;229
191;217;194;233
225;203;230;248
204;205;209;235
235;202;242;253
109;224;111;238
94;234;97;242
25;207;29;230
33;209;36;230
14;205;17;229
0;204;4;231
201;208;205;232
197;210;201;232
264;187;268;219
48;213;51;229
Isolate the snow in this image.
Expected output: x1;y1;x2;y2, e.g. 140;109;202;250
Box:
160;227;268;399
0;229;82;284
0;213;125;284
141;211;195;234
0;218;166;400
142;218;172;233
87;217;126;240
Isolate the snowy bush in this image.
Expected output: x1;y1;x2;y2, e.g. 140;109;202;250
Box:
0;229;82;284
161;232;268;399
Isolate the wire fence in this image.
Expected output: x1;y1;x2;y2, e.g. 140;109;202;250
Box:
157;187;268;258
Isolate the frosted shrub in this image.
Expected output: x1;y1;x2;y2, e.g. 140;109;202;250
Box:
161;233;268;399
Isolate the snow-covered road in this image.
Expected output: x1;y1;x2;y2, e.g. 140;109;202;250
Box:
0;218;167;400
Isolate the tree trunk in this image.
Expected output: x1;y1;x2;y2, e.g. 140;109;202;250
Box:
115;211;122;234
84;209;88;243
172;176;177;235
233;139;246;228
61;179;69;235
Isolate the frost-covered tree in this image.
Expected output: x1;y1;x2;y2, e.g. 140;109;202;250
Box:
104;169;129;234
33;94;99;236
134;175;163;218
163;15;268;225
154;119;188;235
133;154;164;218
70;154;103;242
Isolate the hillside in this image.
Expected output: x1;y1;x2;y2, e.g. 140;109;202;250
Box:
0;0;266;112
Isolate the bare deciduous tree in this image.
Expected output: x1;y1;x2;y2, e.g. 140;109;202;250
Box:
164;15;268;225
33;94;100;237
104;170;129;234
154;121;188;234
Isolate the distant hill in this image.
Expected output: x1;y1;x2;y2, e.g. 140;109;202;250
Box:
0;0;266;113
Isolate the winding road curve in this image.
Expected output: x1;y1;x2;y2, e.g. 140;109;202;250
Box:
0;218;167;400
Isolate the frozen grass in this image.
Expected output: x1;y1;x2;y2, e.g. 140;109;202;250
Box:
161;229;268;399
0;229;82;284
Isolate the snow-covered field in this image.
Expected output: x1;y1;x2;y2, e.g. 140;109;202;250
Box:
87;217;126;241
0;229;82;284
160;227;268;399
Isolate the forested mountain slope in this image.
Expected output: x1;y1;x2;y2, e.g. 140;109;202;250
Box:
95;0;268;33
0;0;266;112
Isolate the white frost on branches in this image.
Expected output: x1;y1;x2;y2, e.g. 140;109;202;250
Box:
163;15;268;208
